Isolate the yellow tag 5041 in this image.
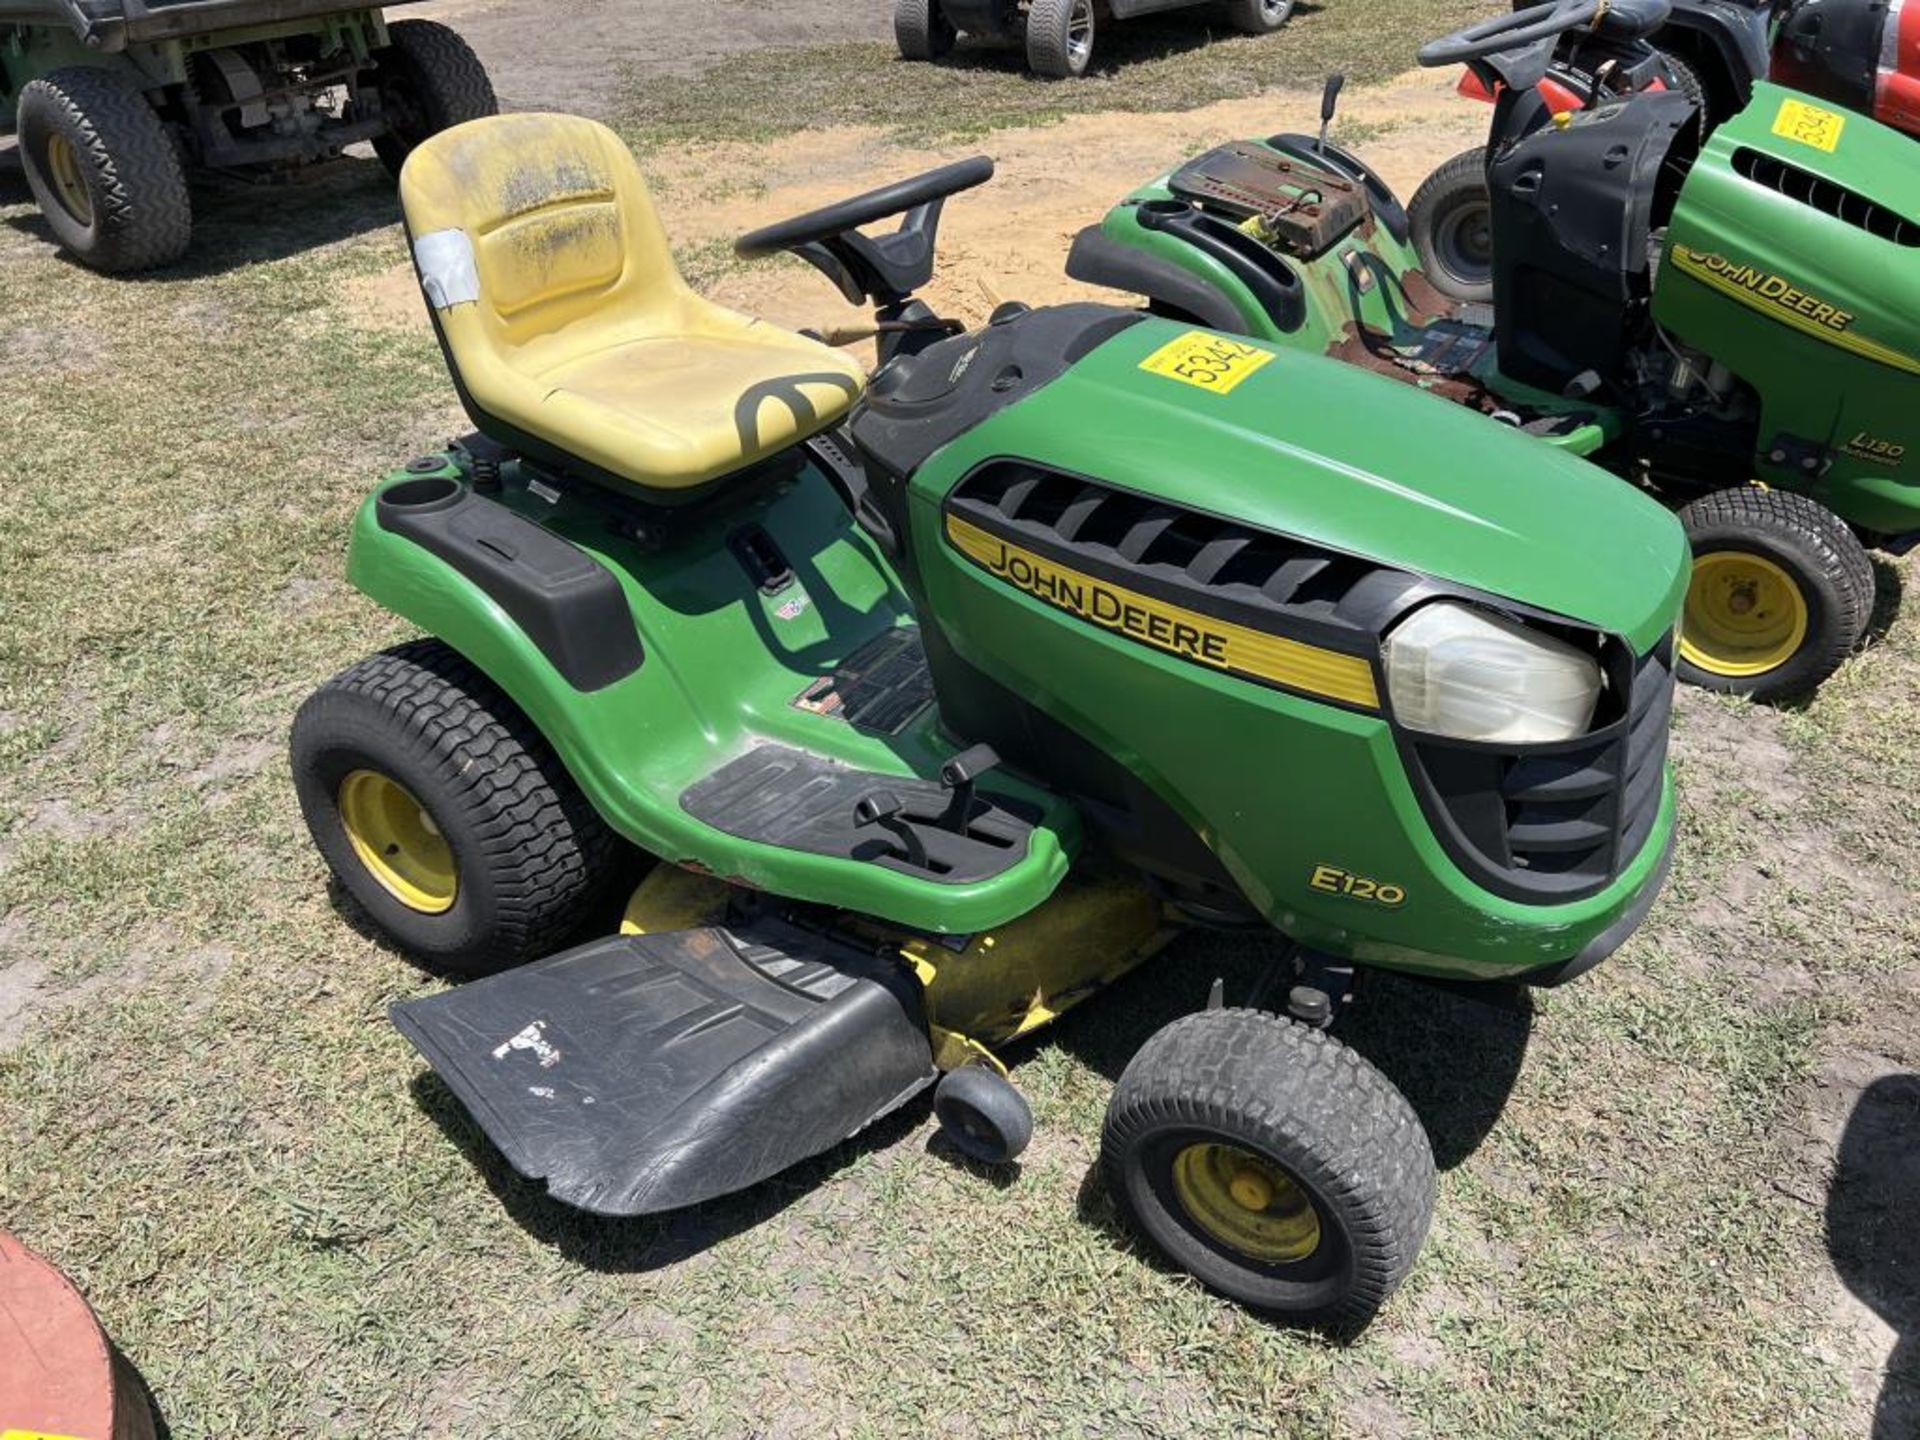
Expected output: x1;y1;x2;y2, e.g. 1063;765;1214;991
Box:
1139;330;1276;394
1772;97;1847;152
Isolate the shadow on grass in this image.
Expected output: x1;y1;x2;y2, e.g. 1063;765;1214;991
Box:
1;154;398;278
1826;1072;1920;1440
1865;554;1908;651
410;1066;936;1274
1046;930;1532;1170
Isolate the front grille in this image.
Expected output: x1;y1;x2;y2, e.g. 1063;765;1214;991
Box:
1403;634;1674;904
1733;147;1920;246
948;464;1385;636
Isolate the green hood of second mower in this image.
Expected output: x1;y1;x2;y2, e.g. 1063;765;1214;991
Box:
926;319;1688;652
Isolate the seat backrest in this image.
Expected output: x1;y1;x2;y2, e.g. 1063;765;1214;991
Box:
400;113;687;368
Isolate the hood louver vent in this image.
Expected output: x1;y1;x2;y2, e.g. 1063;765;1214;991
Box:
949;464;1383;631
1733;147;1920;246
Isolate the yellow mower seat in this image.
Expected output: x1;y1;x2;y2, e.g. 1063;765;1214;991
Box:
399;113;866;492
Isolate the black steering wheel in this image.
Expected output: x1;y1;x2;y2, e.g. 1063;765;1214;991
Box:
735;157;994;259
1417;0;1672;67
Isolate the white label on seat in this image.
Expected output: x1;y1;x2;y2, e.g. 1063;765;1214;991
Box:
414;228;481;309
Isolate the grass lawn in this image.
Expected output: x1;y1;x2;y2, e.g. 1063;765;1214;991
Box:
2;8;1917;1435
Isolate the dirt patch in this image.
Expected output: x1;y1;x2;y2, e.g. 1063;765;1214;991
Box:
437;0;892;117
345;66;1480;344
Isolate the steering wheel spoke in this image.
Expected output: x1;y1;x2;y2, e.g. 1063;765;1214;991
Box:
734;156;995;305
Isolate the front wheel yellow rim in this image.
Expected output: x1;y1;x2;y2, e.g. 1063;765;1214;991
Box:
1170;1141;1322;1264
44;133;93;225
1680;551;1810;679
338;769;458;914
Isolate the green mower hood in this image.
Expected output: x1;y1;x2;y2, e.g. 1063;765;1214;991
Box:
929;319;1690;652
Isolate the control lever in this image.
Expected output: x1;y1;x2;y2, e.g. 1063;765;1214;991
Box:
854;791;928;870
937;743;1001;835
1589;58;1619;107
1317;73;1346;152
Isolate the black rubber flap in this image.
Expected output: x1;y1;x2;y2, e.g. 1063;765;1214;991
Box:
392;921;937;1215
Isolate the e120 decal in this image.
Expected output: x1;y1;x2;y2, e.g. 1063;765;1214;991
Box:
1309;864;1406;907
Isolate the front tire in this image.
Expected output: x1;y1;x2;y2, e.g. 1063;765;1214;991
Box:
371;19;498;178
1408;146;1493;303
895;0;957;60
1223;0;1298;35
15;66;191;273
291;639;617;974
1101;1009;1435;1330
1027;0;1096;78
1676;487;1873;700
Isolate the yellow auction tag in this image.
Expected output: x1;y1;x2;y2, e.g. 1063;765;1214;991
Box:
1138;330;1276;394
1772;97;1847;152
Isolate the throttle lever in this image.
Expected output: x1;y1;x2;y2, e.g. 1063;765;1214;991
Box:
854;791;929;870
937;743;1001;835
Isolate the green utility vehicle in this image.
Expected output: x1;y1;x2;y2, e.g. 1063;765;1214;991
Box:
1070;0;1919;700
292;112;1688;1327
1;0;493;270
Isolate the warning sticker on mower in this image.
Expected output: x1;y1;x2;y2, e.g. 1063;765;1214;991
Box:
1772;97;1847;152
1138;330;1276;394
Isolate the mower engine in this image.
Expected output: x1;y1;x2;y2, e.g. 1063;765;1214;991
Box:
1776;0;1920;137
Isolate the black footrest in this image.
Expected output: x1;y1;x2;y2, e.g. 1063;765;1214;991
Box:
680;743;1034;883
392;920;936;1216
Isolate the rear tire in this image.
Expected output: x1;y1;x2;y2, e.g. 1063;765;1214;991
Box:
1027;0;1096;78
1408;146;1493;304
1223;0;1298;34
1101;1008;1434;1330
895;0;957;60
1658;48;1710;123
371;19;498;178
1676;487;1872;701
15;66;191;273
291;639;618;975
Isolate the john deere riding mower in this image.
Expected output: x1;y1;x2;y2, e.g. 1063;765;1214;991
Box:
291;112;1689;1327
1070;0;1920;699
1;0;494;271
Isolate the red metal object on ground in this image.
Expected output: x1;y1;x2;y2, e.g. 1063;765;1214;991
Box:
1876;0;1920;136
0;1233;155;1440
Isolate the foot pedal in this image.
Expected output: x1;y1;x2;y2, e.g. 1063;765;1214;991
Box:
681;743;1034;882
392;920;936;1215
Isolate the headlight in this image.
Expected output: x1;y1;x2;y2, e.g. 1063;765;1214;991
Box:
1384;602;1603;744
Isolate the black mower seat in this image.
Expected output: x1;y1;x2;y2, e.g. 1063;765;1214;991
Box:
398;113;866;494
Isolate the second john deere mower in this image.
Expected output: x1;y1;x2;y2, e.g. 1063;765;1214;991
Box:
1071;0;1920;700
291;113;1689;1329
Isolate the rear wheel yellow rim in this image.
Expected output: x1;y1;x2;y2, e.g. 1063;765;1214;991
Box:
338;769;457;914
1170;1141;1322;1264
1680;552;1809;678
45;133;93;225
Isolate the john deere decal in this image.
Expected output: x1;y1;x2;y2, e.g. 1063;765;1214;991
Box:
1668;245;1920;375
945;513;1379;709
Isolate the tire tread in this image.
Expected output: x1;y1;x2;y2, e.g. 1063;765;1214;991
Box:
1102;1008;1434;1329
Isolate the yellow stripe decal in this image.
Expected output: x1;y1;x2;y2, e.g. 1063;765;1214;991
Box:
1668;245;1920;376
945;513;1380;710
